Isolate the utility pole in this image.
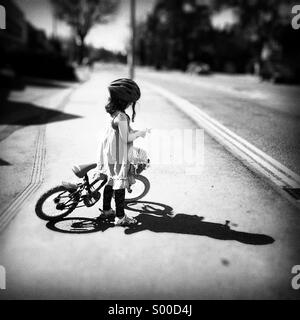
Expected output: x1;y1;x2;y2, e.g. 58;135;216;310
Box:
129;0;136;79
52;13;58;39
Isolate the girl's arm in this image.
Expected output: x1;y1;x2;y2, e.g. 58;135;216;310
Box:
116;113;146;143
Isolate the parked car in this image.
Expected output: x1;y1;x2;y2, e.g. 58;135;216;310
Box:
186;62;211;75
260;61;298;84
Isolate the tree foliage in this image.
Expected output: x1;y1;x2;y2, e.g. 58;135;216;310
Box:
212;0;300;77
51;0;120;62
213;0;295;42
136;0;299;78
136;0;213;70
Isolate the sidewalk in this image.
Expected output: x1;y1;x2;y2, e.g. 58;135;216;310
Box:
0;69;299;299
0;82;77;224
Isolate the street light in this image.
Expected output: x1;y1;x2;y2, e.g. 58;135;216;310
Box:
129;0;136;79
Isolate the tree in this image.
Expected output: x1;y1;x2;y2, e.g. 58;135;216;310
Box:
51;0;120;64
212;0;296;69
136;0;213;70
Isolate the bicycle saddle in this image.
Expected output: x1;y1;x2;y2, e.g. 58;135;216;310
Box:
72;163;97;178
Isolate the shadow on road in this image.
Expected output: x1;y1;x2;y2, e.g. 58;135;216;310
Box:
22;78;72;89
46;217;114;234
0;100;82;142
0;158;11;166
45;201;274;245
124;201;274;245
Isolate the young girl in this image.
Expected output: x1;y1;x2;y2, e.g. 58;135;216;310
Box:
96;78;148;226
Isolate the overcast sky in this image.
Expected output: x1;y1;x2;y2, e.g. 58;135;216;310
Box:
15;0;234;53
15;0;157;52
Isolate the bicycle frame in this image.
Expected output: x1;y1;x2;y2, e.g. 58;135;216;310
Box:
60;174;107;208
35;165;150;221
84;173;108;194
57;159;151;210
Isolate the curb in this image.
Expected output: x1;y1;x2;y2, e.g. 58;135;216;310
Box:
0;126;46;232
144;81;300;209
0;88;76;233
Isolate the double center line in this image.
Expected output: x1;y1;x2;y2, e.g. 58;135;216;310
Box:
145;81;300;209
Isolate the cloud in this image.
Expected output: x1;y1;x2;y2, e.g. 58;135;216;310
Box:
15;0;156;52
211;8;238;29
86;0;156;52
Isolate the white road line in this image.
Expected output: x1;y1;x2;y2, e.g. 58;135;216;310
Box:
144;81;300;204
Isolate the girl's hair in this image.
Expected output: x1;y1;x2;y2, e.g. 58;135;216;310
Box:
105;97;137;122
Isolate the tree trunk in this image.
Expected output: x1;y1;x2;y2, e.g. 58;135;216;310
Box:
78;34;86;65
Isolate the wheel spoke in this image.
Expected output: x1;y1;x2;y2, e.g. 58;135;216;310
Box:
36;186;79;220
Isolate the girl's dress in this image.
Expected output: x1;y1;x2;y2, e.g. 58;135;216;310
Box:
97;111;149;190
97;111;131;190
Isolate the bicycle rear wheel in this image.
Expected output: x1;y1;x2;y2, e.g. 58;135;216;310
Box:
35;185;79;221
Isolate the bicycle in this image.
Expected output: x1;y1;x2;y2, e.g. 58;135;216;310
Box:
35;162;150;221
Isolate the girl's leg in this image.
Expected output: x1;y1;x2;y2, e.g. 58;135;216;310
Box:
114;189;137;226
114;188;125;218
103;185;113;211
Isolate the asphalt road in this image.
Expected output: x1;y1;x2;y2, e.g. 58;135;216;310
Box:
137;67;300;175
0;66;299;299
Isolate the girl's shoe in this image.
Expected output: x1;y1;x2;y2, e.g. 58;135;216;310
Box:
98;208;115;219
115;215;137;226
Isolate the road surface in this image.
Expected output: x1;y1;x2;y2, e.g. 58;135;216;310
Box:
0;66;299;299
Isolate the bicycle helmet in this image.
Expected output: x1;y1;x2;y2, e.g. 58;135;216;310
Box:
108;78;141;103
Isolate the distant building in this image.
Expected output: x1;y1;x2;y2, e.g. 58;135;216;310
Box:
27;22;55;53
0;0;27;51
0;0;56;56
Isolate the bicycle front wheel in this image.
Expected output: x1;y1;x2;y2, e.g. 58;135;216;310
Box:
35;185;79;221
125;175;150;203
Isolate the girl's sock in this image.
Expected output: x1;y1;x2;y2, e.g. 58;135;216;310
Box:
103;185;113;211
114;188;125;218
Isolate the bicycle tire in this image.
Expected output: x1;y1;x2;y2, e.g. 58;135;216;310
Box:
125;175;150;203
35;185;79;221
